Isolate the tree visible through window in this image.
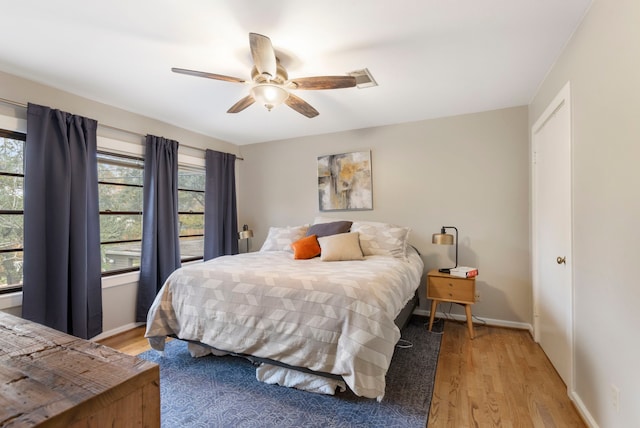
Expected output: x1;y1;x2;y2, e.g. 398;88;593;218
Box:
98;152;144;275
178;166;205;262
98;154;205;273
0;140;206;288
0;129;25;293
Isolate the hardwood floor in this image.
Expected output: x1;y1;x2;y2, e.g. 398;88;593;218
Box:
98;325;151;356
429;320;585;427
98;320;586;427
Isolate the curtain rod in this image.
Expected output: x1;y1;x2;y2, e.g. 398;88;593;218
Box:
0;96;243;160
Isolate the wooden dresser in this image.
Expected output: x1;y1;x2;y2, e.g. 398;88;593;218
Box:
0;311;159;427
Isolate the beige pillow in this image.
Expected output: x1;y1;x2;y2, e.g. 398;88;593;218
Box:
318;232;364;261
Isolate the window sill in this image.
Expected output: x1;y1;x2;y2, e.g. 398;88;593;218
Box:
0;291;22;310
0;271;142;310
102;270;140;289
0;261;204;310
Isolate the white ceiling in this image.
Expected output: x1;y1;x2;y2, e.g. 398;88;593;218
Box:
0;0;591;145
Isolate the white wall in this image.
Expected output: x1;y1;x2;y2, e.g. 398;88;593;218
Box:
529;0;640;426
0;70;238;338
239;106;532;326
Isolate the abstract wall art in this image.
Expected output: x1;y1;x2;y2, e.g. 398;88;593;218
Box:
317;150;372;211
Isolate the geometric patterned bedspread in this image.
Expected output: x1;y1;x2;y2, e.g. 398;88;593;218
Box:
145;248;424;400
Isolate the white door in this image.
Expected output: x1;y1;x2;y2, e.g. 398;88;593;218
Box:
532;82;573;389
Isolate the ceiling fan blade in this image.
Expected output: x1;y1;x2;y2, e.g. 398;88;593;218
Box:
227;95;256;113
285;93;319;118
172;67;246;84
290;76;357;90
249;33;277;79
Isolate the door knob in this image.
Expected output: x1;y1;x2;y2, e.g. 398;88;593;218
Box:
556;256;566;265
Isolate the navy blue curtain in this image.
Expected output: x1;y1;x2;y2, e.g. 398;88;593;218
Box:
22;103;102;339
204;150;238;260
136;135;181;322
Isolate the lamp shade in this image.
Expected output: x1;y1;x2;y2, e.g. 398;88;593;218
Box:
432;232;454;245
239;229;254;240
251;84;289;111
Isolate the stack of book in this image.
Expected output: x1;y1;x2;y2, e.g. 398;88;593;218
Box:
450;266;478;278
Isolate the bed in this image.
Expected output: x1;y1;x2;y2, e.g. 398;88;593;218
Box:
145;220;423;401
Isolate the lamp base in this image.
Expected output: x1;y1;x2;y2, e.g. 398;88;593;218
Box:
438;268;451;274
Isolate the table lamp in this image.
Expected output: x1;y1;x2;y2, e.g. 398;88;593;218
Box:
432;226;458;273
238;224;254;253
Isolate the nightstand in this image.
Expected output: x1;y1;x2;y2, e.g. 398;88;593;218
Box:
427;269;476;339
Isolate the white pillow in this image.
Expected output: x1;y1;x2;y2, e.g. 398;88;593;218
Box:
260;225;309;252
318;232;364;261
351;222;410;259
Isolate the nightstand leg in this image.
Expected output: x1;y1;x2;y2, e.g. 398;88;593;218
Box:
465;304;474;339
429;300;438;331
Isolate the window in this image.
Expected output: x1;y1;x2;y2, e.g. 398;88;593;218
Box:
98;152;144;275
98;154;205;274
0;129;25;293
178;166;205;262
1;136;205;284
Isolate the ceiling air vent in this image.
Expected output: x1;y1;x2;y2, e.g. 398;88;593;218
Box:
347;68;378;89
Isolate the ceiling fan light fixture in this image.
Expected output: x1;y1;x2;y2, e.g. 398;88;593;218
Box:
172;33;352;117
251;84;289;111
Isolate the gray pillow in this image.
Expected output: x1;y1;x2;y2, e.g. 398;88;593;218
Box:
306;220;352;238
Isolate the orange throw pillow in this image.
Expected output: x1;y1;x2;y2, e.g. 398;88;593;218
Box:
291;234;321;260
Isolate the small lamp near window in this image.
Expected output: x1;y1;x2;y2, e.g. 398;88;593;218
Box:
238;224;254;253
432;226;458;273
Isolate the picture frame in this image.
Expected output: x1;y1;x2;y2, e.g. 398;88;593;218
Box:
317;150;372;211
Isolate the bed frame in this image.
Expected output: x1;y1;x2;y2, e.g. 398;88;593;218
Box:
395;289;419;331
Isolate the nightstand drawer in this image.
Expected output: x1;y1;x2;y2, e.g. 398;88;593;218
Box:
428;276;475;303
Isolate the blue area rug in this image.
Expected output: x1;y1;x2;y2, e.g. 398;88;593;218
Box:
138;316;443;428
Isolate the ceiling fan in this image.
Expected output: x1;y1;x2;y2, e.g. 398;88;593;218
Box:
172;33;357;118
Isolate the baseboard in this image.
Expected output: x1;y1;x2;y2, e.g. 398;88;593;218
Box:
413;308;533;332
570;390;600;428
91;321;145;341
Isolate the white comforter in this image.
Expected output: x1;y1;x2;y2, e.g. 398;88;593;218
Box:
145;248;423;400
